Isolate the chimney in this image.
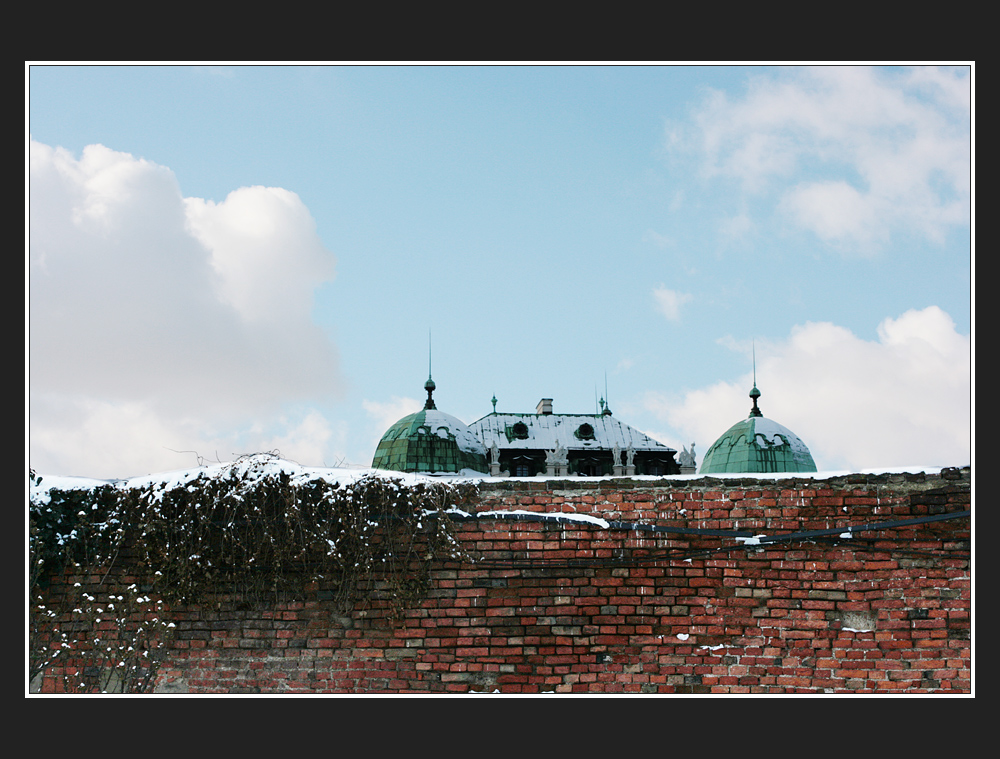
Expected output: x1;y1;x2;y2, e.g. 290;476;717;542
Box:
536;398;553;415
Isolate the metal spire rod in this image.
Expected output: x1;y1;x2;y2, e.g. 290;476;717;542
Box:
749;339;762;418
424;329;436;410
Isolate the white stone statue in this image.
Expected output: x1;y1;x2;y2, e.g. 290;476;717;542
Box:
489;442;502;477
678;443;697;470
553;439;567;464
545;440;568;476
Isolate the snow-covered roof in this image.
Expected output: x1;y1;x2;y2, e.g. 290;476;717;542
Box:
469;412;675;453
749;417;812;456
420;409;488;456
699;414;817;474
372;407;489;474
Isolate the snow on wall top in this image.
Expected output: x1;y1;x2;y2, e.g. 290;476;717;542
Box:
28;454;450;506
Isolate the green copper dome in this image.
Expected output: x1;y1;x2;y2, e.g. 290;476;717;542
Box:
371;375;488;474
699;384;817;474
372;408;488;474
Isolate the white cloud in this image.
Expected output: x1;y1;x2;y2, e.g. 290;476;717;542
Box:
653;286;693;321
29;397;347;477
29;396;201;478
363;396;422;435
779;180;885;247
185;187;334;324
362;396;422;466
674;66;970;251
719;212;754;240
28;140;344;477
254;410;347;468
642;229;674;249
642;306;970;471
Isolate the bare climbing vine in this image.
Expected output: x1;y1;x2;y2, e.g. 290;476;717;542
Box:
29;455;477;692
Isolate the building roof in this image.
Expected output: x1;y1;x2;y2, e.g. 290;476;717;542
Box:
469;409;676;454
699;384;817;474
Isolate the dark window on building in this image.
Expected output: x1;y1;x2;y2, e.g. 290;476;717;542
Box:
511;454;536;477
575;456;604;476
641;456;679;476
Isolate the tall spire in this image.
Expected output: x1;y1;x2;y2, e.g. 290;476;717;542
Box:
749;341;762;417
424;329;436;410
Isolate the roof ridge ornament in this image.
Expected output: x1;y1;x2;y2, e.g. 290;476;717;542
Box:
749;383;762;417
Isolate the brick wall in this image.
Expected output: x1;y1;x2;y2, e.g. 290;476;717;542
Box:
35;468;971;694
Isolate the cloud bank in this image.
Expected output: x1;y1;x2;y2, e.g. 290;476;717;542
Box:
643;306;971;471
29;140;342;477
671;66;970;251
653;285;693;321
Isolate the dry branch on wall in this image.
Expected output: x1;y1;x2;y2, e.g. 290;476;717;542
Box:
29;458;476;692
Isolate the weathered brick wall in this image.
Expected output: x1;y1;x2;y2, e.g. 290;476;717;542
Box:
36;468;971;694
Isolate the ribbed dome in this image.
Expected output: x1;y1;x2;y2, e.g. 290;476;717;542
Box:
699;384;817;474
371;375;488;475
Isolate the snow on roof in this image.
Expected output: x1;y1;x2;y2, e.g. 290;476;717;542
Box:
421;409;487;456
751;417;813;455
469;412;675;453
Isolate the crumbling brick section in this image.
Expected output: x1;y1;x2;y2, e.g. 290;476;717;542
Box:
38;468;971;694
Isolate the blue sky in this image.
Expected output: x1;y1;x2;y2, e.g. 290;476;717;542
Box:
27;64;973;477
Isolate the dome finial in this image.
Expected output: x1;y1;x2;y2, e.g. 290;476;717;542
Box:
749;383;762;417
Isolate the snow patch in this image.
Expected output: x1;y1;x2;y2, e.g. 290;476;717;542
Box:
475;509;610;529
